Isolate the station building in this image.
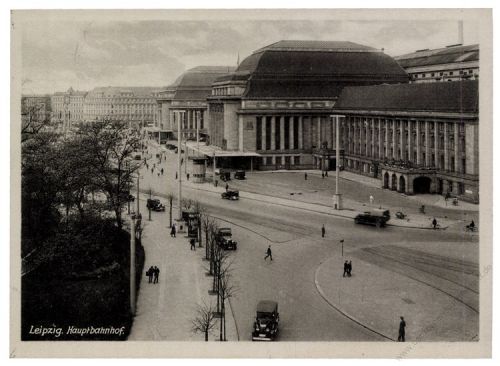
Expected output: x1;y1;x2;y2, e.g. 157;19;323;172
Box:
205;40;409;170
333;80;479;203
156;66;235;142
395;44;479;84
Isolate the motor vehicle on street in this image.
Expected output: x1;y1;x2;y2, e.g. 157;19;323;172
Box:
221;190;239;200
252;300;279;341
216;227;237;250
234;170;246;180
220;170;231;182
146;198;165;212
354;209;390;228
134;154;141;160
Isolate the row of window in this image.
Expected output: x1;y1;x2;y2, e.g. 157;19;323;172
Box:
413;68;477;79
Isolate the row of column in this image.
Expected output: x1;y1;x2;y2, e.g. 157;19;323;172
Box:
345;117;463;173
258;115;341;152
169;109;204;132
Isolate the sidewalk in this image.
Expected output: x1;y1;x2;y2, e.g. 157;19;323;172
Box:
128;195;238;341
314;254;478;341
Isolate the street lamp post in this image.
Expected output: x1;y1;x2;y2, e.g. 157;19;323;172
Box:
130;214;136;315
177;110;183;220
331;115;343;210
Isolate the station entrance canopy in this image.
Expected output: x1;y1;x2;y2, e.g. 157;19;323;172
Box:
185;141;261;158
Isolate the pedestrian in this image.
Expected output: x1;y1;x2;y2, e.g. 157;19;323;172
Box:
170;224;176;238
158;172;160;177
321;224;325;238
369;195;374;205
153;266;160;284
432;217;437;229
304;173;308;180
147;266;154;283
398;316;406;342
343;260;348;277
175;172;178;180
264;245;273;261
151;168;154;174
225;183;229;192
187;173;190;181
325;171;328;177
161;168;164;175
321;172;325;179
190;238;196;251
347;260;352;277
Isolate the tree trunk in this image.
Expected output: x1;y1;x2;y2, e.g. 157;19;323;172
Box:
222;301;226;341
205;330;208;341
198;217;202;247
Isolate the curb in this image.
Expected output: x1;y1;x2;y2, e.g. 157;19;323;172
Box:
313;259;396;342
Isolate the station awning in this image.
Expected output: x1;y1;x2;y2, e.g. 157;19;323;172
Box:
185;141;261;158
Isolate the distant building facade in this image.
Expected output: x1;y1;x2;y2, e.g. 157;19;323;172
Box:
206;40;409;170
395;44;479;83
156;66;235;139
333;80;479;203
83;87;162;126
51;87;87;125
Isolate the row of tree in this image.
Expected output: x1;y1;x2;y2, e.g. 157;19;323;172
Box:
185;200;238;342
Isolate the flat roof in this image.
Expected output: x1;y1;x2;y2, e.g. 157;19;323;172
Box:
185;141;261;157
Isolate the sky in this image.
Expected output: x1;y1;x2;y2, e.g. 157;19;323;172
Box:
18;15;481;94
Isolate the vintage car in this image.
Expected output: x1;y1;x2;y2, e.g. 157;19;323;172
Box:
221;190;239;201
219;170;231;182
234;170;246;180
216;227;237;250
146;198;165;212
252;300;279;341
354;209;390;228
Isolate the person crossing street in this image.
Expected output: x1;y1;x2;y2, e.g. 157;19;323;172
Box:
264;245;273;261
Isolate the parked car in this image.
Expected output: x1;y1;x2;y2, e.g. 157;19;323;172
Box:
234;170;246;180
354;209;390;228
134;154;141;160
219;170;231;182
252;300;279;341
216;227;237;250
221;190;239;201
146;198;165;212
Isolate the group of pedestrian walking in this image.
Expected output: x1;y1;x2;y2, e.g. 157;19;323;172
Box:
146;266;160;284
343;260;353;277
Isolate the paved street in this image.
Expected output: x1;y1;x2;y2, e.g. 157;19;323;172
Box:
129;141;479;341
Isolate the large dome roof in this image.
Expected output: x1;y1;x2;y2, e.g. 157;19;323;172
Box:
217;40;409;99
166;66;236;100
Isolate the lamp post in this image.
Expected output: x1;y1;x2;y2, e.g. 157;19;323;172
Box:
331;115;343;210
130;213;136;315
177;110;183;220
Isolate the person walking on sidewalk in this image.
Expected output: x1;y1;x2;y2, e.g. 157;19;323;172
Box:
304;173;308;180
321;224;325;238
264;245;273;261
187;173;190;181
153;266;160;284
398;316;406;342
170;224;176;238
147;266;154;283
190;238;196;251
432;217;438;229
343;261;348;277
225;183;229;192
347;260;352;277
321;172;324;179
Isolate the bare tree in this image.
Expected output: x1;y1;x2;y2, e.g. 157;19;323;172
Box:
201;215;216;261
21;104;51;143
191;301;217;341
192;201;205;247
219;263;238;341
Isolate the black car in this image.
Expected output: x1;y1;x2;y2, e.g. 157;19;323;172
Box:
216;228;237;250
252;300;279;341
234;170;246;180
146;198;165;212
221;190;239;200
354;209;390;228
